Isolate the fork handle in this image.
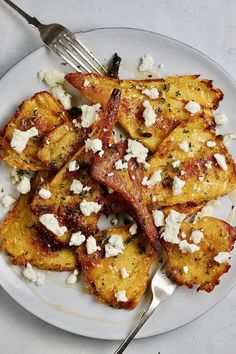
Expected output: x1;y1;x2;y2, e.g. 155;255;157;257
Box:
113;297;160;354
3;0;42;28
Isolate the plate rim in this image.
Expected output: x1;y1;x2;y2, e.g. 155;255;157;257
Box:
1;26;236;340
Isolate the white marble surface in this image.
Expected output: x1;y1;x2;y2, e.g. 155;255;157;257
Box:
0;1;236;353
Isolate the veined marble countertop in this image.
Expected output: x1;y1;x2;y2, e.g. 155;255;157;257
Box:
0;1;236;353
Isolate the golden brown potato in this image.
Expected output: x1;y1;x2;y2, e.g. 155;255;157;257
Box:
163;217;236;291
66;73;223;152
0;92;69;170
77;227;157;309
0;192;76;271
142;116;236;206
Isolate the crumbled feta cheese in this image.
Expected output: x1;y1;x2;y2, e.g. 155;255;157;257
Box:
152;210;165;227
80;200;102;216
51;85;72;110
9;168;25;184
172;176;185;196
66;269;79;284
183;265;189;274
107;172;114;177
161;210;186;244
139;54;154;72
115;290;128;302
68;160;79;172
39;188;51;200
179;140;189;152
10;127;38;153
105;234;124;258
142;100;156;127
214;153;228;171
181;232;186;239
179;240;200;253
86;236;100;254
223;133;236;148
1;195;16;208
142;169;162;187
190;230;204;244
185;101;201;114
129;223;137;235
214;112;228;125
72;119;82;129
17;176;31;194
23;263;45;286
70;179;83;194
120;267;129;279
152;196;157;203
207;140;216;148
39;214;67;236
115;160;128;170
180;170;185;176
205;161;212;169
142;87;159;99
83;79;90;88
85;138;103;155
80;103;101;128
125;139;148;164
199;175;204;182
83;186;91;192
214;251;231;264
38;69;65;87
172;160;181;169
69;231;86;246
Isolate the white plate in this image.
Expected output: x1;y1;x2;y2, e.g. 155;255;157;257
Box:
0;27;236;340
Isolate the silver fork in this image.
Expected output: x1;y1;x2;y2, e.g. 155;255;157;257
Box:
113;265;176;354
2;0;107;75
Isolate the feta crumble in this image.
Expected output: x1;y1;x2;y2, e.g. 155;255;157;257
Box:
68;160;79;172
142;87;159;99
161;210;186;244
142;169;162;188
190;230;204;244
10;127;38;153
38;69;65;87
172;160;181;169
142;100;156;127
223;133;236;148
39;214;68;236
179;240;200;253
115;290;128;302
185;101;201;114
80;103;101;128
183;265;189;274
214;153;228;171
51;85;72;110
83;79;90;87
115;160;128;170
105;234;124;258
70;179;83;194
80;200;102;216
179;140;189;152
86;236;100;254
214;112;228;125
69;231;86;246
85;138;103;155
172;176;185;196
120;267;129;279
23;263;45;286
17;176;31;194
39;188;51;200
214;251;231;264
66;269;79;284
206;140;216;148
125;139;148;164
129;223;137;235
139;54;154;72
1;195;16;208
152;210;165;227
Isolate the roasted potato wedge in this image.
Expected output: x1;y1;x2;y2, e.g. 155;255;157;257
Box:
163;217;236;291
0;191;76;271
66;73;223;151
77;227;156;309
143;116;236;206
0;92;69;170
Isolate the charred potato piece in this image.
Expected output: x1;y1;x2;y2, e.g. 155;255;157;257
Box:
77;227;156;309
163;217;236;292
66;73;223;152
143;116;236;206
0;191;76;271
0;92;69;170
